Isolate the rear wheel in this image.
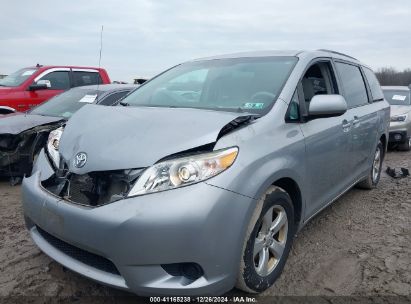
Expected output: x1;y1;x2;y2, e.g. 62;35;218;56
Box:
357;141;383;189
398;137;411;151
236;186;295;293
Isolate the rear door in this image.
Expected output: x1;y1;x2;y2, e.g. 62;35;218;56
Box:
298;60;353;218
334;62;379;179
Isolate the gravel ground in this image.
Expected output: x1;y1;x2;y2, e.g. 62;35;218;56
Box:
0;150;410;302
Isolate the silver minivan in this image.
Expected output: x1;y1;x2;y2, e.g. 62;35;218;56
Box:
22;50;390;296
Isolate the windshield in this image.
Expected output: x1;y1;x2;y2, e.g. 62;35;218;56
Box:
30;89;101;118
120;56;298;114
0;68;38;87
383;90;411;106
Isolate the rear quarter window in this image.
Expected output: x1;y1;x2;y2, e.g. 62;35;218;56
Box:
335;62;369;108
363;68;384;102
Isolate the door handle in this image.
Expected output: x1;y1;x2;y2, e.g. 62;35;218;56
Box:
342;119;351;132
353;116;360;127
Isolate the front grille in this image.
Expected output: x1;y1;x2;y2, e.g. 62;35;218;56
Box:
36;226;121;275
67;174;95;205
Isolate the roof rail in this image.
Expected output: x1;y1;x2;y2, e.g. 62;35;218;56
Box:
317;49;358;61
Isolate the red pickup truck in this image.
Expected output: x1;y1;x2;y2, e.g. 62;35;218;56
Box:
0;65;110;113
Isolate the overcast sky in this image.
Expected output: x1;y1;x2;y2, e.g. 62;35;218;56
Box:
1;0;410;82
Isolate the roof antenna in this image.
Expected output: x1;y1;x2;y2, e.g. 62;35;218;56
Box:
97;25;104;91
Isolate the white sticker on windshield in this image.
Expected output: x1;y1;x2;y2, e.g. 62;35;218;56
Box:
22;70;36;76
392;95;407;101
78;94;97;103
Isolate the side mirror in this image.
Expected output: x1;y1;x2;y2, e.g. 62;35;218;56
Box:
308;94;347;119
0;106;16;115
28;80;51;91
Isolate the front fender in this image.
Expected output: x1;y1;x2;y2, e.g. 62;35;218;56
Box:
208;113;307;217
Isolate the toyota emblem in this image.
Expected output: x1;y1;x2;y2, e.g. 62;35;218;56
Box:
74;152;87;168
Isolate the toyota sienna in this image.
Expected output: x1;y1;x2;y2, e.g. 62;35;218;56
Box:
22;50;390;296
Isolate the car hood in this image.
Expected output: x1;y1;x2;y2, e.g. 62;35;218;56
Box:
0;112;63;135
0;86;13;91
60;105;250;173
0;87;13;100
0;86;18;95
390;105;411;116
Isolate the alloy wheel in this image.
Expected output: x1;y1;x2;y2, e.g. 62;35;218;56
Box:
372;146;382;183
253;205;288;277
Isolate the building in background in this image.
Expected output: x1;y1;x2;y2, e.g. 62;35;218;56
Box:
0;74;7;79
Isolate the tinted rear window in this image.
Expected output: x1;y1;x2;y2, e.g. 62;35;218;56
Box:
363;68;384;101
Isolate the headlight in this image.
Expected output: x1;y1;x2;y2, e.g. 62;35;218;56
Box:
391;114;408;122
46;127;64;168
128;147;238;197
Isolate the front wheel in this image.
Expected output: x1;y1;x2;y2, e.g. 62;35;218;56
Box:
236;186;295;293
357;141;384;189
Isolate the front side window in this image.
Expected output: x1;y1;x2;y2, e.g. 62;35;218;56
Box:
363;68;384;102
120;57;298;114
0;68;38;87
38;71;70;90
299;61;337;116
335;62;368;108
73;71;102;87
383;90;411;106
301;63;334;102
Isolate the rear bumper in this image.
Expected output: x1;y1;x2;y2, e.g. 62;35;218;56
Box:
22;155;255;296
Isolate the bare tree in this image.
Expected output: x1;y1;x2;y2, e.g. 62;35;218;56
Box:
375;67;411;87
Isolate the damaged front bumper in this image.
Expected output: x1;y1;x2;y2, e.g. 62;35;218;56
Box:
0;123;63;178
22;150;255;296
0;135;32;177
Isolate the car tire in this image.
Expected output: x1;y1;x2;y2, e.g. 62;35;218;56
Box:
357;141;384;189
398;137;411;151
236;186;295;293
